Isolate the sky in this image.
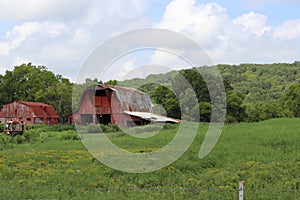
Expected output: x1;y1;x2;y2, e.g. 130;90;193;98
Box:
0;0;300;82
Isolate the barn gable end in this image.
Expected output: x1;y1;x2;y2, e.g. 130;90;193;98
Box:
0;101;59;125
68;84;179;127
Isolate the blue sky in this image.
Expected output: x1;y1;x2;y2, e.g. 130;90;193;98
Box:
0;0;300;82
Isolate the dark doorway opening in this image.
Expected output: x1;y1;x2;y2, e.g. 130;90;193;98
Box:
96;114;111;125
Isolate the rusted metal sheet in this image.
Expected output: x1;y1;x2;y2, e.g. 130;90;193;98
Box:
0;101;59;125
123;111;181;123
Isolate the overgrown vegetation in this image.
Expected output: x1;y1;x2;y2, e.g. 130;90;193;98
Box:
0;119;299;199
1;62;300;122
121;62;300;123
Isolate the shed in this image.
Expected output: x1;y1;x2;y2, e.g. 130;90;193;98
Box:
68;84;180;127
0;101;59;125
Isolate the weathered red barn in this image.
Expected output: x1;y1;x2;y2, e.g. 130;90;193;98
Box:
0;101;59;125
69;84;179;127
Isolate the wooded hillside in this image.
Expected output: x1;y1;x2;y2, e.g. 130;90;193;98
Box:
1;62;300;122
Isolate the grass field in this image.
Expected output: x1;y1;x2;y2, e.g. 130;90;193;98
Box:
0;118;299;199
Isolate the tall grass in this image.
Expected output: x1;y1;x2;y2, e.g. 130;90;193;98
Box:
0;118;299;199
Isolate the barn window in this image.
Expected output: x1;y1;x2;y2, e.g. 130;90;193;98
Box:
95;90;107;96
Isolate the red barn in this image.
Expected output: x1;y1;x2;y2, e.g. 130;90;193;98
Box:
0;101;59;125
69;84;179;127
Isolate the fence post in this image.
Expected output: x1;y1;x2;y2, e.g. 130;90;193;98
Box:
239;181;244;200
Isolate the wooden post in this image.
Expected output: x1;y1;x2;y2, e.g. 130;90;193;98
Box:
239;181;244;200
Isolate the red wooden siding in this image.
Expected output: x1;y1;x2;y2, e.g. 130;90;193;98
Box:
68;84;154;127
0;101;59;125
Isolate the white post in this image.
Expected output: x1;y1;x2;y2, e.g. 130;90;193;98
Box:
239;181;244;200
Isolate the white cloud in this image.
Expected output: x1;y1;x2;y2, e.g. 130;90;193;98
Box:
233;12;271;36
157;0;227;46
274;19;300;40
0;0;150;81
152;0;300;67
0;22;38;55
0;0;300;82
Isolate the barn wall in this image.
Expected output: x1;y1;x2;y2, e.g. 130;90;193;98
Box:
71;84;154;127
0;102;34;124
0;101;59;125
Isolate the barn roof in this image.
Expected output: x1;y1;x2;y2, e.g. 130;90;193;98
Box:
87;84;154;113
18;101;59;118
124;111;181;123
0;101;59;118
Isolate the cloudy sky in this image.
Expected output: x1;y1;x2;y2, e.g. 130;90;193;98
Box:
0;0;300;82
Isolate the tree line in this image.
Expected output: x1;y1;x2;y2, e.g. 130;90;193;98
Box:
122;62;300;123
0;62;299;123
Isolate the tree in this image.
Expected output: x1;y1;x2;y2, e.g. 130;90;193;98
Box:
226;92;247;122
152;85;181;119
281;84;300;117
198;102;212;122
0;63;73;117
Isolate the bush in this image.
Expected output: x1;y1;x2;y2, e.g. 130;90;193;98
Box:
107;124;120;132
0;124;4;132
225;115;238;124
132;124;162;134
0;134;10;148
87;124;106;133
39;132;58;143
23;129;41;143
59;130;80;140
75;125;88;133
15;135;25;144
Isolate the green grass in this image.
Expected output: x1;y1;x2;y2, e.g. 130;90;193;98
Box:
0;118;299;199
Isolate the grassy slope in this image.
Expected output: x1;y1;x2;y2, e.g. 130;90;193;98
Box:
0;118;299;199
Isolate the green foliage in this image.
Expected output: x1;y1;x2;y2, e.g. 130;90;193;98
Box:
0;119;299;199
87;124;106;133
59;130;80;141
0;134;10;148
1;62;300;126
135;62;300;122
0;63;73;117
0;124;4;132
151;85;181;119
129;124;163;134
43;131;79;142
281;83;300;117
198;102;212;122
226;92;247;122
104;79;118;85
106;124;121;132
23;129;41;143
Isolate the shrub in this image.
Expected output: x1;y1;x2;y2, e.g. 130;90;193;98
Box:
76;125;88;133
225;115;238;124
23;129;41;143
0;134;10;147
0;124;4;132
87;124;106;133
15;135;25;144
59;130;80;140
39;132;58;143
132;124;162;134
107;124;120;132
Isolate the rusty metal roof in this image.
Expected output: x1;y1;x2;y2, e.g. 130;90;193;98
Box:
17;101;58;118
124;111;180;123
87;84;154;113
